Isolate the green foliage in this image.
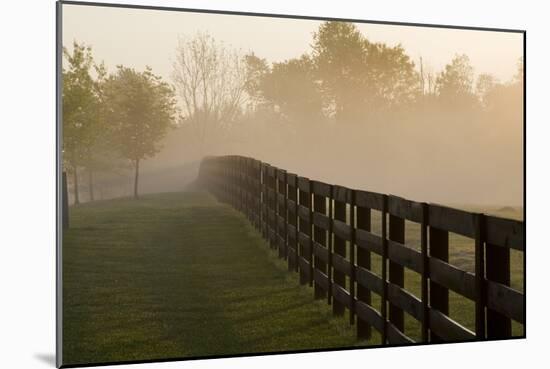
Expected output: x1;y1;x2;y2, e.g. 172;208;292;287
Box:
250;54;324;124
435;54;477;106
312;22;420;120
243;21;421;125
103;66;177;162
243;53;270;107
62;41;101;171
312;21;367;106
364;42;420;110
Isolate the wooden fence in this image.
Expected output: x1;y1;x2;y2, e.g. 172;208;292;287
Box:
198;155;525;345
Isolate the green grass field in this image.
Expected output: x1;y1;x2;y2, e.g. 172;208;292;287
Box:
62;192;361;366
62;191;524;365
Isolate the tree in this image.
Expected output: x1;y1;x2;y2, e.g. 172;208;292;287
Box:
103;66;177;199
62;41;101;204
243;53;270;110
476;73;498;108
248;54;324;125
312;21;368;123
364;42;420;110
435;54;476;106
311;21;420;123
171;33;247;154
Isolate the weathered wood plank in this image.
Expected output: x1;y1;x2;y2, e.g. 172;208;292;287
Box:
298;204;310;221
298;176;310;193
429;257;476;300
355;189;384;211
266;165;276;177
298;232;311;254
485;215;524;251
388;195;423;223
277;233;285;244
286;173;297;187
311;180;331;197
387;322;415;345
387;240;423;273
355;300;384;333
486;280;524;323
299;257;312;279
332;284;353;309
287;199;297;215
429;309;476;341
332;253;352;276
387;282;423;322
267;188;276;202
277;193;286;209
355;229;383;255
429;204;476;238
287;224;297;240
313;269;329;291
267;208;276;223
333;185;353;203
355;266;383;296
277;221;285;237
312;212;331;231
333;219;352;241
313;241;329;263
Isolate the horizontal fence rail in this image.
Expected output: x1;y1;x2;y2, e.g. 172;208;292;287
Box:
198;155;525;345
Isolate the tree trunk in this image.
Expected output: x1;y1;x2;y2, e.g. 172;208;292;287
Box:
72;165;80;205
88;169;94;202
133;158;140;199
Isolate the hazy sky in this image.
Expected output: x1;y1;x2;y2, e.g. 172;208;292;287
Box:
62;4;523;83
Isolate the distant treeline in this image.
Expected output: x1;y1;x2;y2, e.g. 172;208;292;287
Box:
62;21;523;205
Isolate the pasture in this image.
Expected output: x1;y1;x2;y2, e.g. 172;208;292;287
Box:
62;191;523;365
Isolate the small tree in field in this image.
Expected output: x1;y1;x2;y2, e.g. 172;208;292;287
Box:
62;41;101;204
171;33;247;154
103;66;177;199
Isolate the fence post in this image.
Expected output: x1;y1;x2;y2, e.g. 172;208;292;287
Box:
62;171;69;229
313;187;328;300
256;160;262;231
486;236;511;338
261;164;267;240
420;203;429;342
349;192;356;325
429;225;449;342
268;167;277;250
381;195;388;344
474;213;486;339
388;213;405;334
298;177;311;285
277;169;287;259
287;174;298;272
327;187;334;306
356;203;371;339
332;194;346;316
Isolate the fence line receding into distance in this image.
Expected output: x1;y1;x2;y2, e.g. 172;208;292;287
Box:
198;155;525;345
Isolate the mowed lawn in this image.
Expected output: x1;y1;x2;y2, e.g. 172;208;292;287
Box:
62;192;360;366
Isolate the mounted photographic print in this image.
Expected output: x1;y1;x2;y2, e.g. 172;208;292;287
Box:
56;1;525;367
